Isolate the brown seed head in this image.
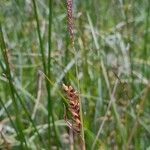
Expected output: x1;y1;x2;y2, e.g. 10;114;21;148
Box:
62;83;81;133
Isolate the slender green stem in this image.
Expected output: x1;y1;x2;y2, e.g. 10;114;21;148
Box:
48;0;60;147
47;15;52;150
48;0;52;147
0;59;5;71
0;97;18;137
73;47;85;149
32;0;46;73
143;1;150;76
32;0;59;148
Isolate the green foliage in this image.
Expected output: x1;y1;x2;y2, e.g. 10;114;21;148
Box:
0;0;150;149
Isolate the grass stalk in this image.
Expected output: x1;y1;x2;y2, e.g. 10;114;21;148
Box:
143;1;150;76
0;97;18;138
66;0;85;148
32;0;46;72
47;0;52;148
73;47;85;150
48;0;60;148
32;0;59;148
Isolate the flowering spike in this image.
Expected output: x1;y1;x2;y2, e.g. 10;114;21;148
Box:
62;84;81;133
66;0;74;46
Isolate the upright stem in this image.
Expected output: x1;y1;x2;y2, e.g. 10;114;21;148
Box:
47;0;52;148
32;0;59;148
66;0;85;149
32;0;46;72
48;0;60;148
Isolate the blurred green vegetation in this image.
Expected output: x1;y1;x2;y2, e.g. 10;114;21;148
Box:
0;0;150;149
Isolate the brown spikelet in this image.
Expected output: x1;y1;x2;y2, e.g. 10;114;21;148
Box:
62;84;81;133
66;0;74;46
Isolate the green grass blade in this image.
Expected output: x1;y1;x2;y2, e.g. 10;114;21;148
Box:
0;23;28;149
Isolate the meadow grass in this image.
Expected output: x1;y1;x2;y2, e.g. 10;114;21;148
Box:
0;0;150;149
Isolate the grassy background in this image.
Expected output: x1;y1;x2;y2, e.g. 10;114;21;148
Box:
0;0;150;149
